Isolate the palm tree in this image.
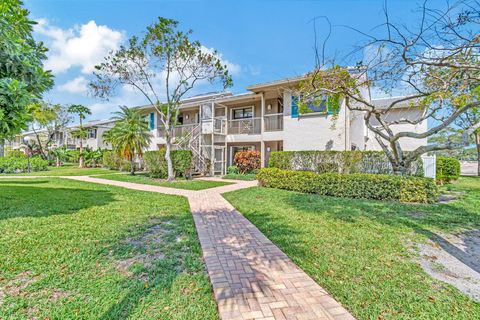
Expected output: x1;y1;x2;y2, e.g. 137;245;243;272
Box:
106;106;151;175
67;104;91;168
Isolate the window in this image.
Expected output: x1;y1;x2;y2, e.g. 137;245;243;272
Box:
149;112;155;130
88;128;97;139
306;98;327;113
293;94;328;117
233;107;253;120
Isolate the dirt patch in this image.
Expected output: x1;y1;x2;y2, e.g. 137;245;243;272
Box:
114;220;174;277
413;230;480;302
49;289;71;302
0;271;40;305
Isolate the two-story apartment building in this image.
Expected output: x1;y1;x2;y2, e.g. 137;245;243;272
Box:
6;74;427;176
138;75;428;175
7;119;116;151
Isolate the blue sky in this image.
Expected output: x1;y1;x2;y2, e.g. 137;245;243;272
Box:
25;0;447;122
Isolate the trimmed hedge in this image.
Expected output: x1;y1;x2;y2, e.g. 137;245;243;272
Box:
0;157;48;173
436;157;460;184
257;168;438;203
144;149;193;179
269;150;424;176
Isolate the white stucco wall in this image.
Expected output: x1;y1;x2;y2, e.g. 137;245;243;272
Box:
365;108;428;151
282;91;349;151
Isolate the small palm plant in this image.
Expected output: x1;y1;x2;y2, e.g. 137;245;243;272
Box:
104;106;151;175
49;145;68;167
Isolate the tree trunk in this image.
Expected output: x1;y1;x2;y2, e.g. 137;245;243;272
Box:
0;139;4;157
56;156;61;167
130;157;135;176
79;140;85;168
165;133;175;181
476;131;480;177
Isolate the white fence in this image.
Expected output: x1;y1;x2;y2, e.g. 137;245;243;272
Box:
422;154;436;180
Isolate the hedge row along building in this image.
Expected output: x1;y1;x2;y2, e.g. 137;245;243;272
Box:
8;74;428;176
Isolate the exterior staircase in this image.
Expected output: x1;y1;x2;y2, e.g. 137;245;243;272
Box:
173;124;208;176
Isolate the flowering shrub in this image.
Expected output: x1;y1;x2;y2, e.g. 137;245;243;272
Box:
234;150;261;174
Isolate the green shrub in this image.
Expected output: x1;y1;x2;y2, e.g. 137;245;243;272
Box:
144;149;193;179
6;149;26;158
436;157;460;184
0;156;48;173
257;168;438;203
171;150;193;178
234;150;261;174
66;150;80;163
227;165;239;174
269;150;423;176
102;151;130;171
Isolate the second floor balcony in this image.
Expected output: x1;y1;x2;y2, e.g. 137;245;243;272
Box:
156;113;284;138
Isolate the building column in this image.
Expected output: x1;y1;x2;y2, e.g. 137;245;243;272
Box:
260;93;265;168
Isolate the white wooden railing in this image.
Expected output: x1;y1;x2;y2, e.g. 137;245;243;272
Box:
264;113;283;132
227;117;261;135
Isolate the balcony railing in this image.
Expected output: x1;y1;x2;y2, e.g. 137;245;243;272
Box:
264;113;283;132
227;117;261;135
157;123;198;138
214;118;226;134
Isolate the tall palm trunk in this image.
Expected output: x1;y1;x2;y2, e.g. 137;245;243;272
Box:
0;139;4;157
130;157;136;175
78;117;85;168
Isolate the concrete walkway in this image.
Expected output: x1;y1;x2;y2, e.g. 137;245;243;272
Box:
57;176;354;319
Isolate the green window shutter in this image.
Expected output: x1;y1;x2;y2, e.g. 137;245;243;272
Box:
291;96;299;118
149;112;155;130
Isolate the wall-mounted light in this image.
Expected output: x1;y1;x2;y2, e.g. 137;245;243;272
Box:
266;146;271;152
267;104;272;110
185;114;189;120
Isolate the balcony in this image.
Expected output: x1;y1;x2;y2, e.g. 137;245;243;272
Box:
157;123;198;138
227;117;261;135
264;113;283;132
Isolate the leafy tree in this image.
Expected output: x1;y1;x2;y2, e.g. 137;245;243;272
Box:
90;17;232;180
299;1;480;175
103;106;151;175
67;104;91;168
456;108;480;175
28;103;72;158
0;0;54;156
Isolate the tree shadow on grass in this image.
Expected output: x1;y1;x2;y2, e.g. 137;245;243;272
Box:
0;180;49;185
0;184;114;220
98;214;213;320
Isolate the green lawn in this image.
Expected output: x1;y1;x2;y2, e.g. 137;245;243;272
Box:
0;178;217;319
1;164;118;176
98;173;233;190
224;177;480;320
222;173;257;181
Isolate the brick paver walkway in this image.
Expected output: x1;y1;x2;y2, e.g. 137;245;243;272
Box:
64;176;355;320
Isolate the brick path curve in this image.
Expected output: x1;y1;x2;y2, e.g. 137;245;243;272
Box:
63;176;355;320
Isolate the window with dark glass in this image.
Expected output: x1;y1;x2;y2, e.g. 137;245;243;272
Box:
233;107;253;119
88;129;97;139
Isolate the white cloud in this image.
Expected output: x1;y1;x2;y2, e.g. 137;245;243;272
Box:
34;19;124;75
201;46;241;75
58;76;89;93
